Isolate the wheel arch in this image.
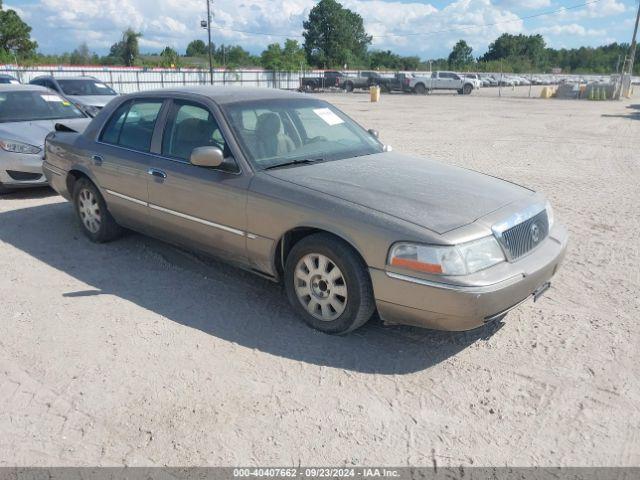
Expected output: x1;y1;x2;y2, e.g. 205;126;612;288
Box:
273;225;368;281
65;165;98;198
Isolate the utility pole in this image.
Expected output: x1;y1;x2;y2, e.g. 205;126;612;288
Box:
621;0;640;97
627;0;640;78
206;0;214;85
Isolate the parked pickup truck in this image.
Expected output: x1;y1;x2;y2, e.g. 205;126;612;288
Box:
300;71;345;91
342;71;394;92
408;71;476;95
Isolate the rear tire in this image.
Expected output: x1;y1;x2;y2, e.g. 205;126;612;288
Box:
0;185;14;195
414;83;426;95
284;233;375;335
73;177;123;243
344;81;354;93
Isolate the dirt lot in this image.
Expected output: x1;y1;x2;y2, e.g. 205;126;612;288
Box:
1;88;639;467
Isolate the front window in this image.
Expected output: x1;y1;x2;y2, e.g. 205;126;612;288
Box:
162;101;228;160
57;79;117;96
0;90;85;123
222;98;383;170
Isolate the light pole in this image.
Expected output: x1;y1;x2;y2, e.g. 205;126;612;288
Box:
627;0;640;79
203;0;214;85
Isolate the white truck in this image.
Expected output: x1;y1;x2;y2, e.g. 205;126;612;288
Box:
408;71;476;95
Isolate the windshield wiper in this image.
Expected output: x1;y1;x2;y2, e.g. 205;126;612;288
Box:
263;158;323;170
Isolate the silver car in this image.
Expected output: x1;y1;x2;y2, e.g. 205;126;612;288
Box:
0;84;87;193
29;76;118;117
43;87;568;335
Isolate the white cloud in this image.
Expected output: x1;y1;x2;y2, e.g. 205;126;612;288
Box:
536;23;606;37
557;0;627;19
494;0;551;9
12;0;636;58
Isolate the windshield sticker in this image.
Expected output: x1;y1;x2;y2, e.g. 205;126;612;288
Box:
313;108;344;126
41;94;63;102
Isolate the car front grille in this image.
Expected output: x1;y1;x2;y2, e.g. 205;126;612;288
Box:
498;210;549;261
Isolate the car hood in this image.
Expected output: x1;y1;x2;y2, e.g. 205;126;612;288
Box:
265;152;533;234
0;120;61;147
66;95;117;108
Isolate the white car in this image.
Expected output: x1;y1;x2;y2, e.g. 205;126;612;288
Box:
0;84;88;193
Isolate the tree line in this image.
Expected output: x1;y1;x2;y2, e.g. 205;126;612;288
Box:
0;0;637;74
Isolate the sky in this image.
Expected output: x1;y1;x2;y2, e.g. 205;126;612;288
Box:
5;0;639;58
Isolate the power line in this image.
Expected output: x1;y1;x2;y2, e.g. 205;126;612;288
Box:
207;0;603;40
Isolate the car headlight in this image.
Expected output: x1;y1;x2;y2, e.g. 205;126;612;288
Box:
388;236;505;276
545;200;554;229
0;139;42;155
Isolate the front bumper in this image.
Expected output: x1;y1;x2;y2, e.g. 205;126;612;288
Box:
0;150;47;189
371;224;569;331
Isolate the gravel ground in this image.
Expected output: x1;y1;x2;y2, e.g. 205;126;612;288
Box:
1;87;638;467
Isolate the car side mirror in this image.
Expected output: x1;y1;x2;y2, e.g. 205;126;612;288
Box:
368;129;379;138
190;146;224;168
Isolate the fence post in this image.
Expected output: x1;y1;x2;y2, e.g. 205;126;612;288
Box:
136;71;140;91
161;71;164;88
529;72;533;98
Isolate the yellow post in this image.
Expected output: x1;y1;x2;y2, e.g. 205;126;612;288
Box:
370;85;380;102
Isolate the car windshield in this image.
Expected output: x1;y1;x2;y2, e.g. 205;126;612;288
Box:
222;98;384;170
57;79;116;96
0;90;85;123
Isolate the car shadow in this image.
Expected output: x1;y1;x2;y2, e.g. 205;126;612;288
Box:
0;186;58;200
0;203;504;374
602;104;640;121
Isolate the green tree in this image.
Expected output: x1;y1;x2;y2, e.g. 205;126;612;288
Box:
481;34;546;69
260;43;283;70
69;42;93;65
260;39;306;70
160;46;180;67
448;40;474;69
0;5;37;57
108;28;142;66
186;39;208;57
302;0;371;68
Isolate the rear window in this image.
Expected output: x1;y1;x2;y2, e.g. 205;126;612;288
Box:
100;100;163;152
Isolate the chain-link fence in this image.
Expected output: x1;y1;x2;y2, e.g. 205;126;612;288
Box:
1;65;636;100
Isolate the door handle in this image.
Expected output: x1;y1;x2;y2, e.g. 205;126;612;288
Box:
91;154;103;166
147;168;167;179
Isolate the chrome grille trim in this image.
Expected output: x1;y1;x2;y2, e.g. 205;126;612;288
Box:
493;209;549;261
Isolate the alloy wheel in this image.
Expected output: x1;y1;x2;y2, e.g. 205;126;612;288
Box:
294;253;348;321
77;188;102;234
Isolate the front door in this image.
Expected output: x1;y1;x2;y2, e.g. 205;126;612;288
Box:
146;100;250;265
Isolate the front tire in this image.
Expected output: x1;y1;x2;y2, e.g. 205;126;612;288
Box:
463;84;473;95
414;83;426;95
284;233;375;335
344;81;354;93
73;177;123;243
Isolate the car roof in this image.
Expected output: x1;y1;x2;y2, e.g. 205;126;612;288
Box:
0;84;50;92
129;86;309;105
31;75;98;81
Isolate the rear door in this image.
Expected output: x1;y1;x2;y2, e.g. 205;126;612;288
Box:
145;99;250;264
90;98;165;230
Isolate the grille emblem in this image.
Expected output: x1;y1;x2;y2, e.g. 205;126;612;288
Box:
530;223;541;243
